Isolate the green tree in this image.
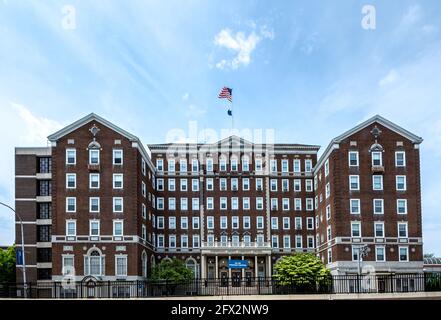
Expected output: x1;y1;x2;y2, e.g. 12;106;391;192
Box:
424;253;435;259
151;258;194;282
0;245;16;283
273;253;331;288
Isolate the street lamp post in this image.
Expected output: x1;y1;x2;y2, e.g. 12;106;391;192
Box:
357;245;369;275
0;202;27;298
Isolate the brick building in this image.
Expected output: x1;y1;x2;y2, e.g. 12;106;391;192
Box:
14;113;424;283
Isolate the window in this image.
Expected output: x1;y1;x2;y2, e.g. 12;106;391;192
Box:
39;157;52;173
84;250;104;276
142;182;146;197
181;217;188;229
243;235;251;246
307;217;314;230
351;222;361;237
156;178;164;191
373;175;383;190
180;179;188;191
375;222;384;238
66;174;76;189
157;216;164;229
113;149;123;165
231;178;238;191
207;216;214;229
156;159;164;171
376;246;386;262
326;205;331;220
305;159;312;172
168;159;175;172
256;178;263;191
113;220;123;236
89;149;100;165
306;198;313;211
352;246;359;261
307;236;314;249
141;158;146;176
113;197;123;213
89;220;100;236
291;236;300;250
113;174;123;189
325;183;331;198
293;159;301;173
349;151;359;166
256;235;264;246
220;216;227;229
141;224;146;239
66;197;76;213
294;179;301;192
192;217;200;229
206;197;214;210
243;197;250;210
62;255;74;275
157;235;164;248
271;217;278;229
38;203;52;219
193;235;200;248
324;159;329;177
295;217;302;230
399;247;409;262
305;179;313;192
270;159;277;173
282;159;288;173
192;179;199;191
284;235;291;248
372;151;382;166
90;173;100;189
256;216;264;229
168;179;175;191
142;204;146;219
66;220;76;236
220;178;227;191
206;178;213;191
231;158;238;171
397;199;407;214
168;198;176;210
271;198;278;211
349;175;360;190
242;157;249;171
169;235;176;248
243;216;251;229
180;198;188;210
270;179;277;192
232;216;239;229
66;149;76;165
192;198;199;211
398;223;408;238
220;197;227;210
350;199;360;214
242;178;250;191
207;235;215;246
272;235;279;248
282;198;290;211
192;159;199;172
232;235;240;246
283;217;290;229
373;199;384;214
39;180;51;196
206;158;213;172
396;176;407;191
179;159;187;172
294;198;301;211
256;197;263;210
255;159;263;172
89;197;100;213
219;158;227;171
395;151;406;167
169;217;176;229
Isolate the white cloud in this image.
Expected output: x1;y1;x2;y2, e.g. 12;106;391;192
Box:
378;69;400;86
0;103;62;245
401;5;422;26
213;25;274;70
182;93;189;101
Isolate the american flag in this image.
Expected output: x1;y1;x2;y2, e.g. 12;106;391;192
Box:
218;87;232;102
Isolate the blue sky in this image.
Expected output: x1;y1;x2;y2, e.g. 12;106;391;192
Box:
0;0;441;255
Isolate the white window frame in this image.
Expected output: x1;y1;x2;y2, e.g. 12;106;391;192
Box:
113;149;123;165
89;197;100;213
113;174;123;189
376;246;386;262
395;151;406;167
113;220;124;236
371;151;382;166
396;175;407;191
397;199;408;214
66;197;76;213
349;175;360;191
373;175;383;191
351;222;361;238
66;220;76;236
89;173;100;189
89;220;100;236
373;199;384;214
348;151;359;167
66;149;76;165
113;197;123;213
399;246;409;262
89;149;100;165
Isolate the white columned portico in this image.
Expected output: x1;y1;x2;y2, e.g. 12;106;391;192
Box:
266;255;271;277
201;255;206;279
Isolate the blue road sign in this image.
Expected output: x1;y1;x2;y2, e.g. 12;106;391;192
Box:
16;249;23;265
228;259;248;269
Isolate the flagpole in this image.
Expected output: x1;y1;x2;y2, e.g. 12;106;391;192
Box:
231;98;234;131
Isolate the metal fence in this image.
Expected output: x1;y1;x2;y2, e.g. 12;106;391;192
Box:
1;273;441;298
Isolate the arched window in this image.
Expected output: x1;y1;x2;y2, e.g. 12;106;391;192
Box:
84;248;105;276
141;251;148;278
185;258;199;278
